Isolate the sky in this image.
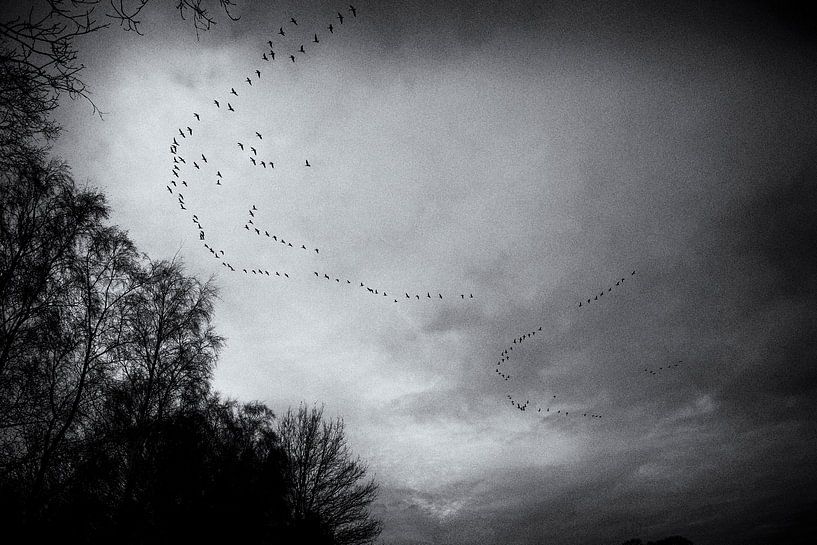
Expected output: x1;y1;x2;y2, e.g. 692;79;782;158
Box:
33;0;817;543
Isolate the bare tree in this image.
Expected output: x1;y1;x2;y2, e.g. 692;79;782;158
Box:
277;403;382;545
0;0;239;156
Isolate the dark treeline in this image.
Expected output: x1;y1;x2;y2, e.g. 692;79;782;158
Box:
0;4;380;543
0;144;381;544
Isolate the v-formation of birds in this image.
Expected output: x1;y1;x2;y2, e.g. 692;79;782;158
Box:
166;7;481;303
163;7;681;422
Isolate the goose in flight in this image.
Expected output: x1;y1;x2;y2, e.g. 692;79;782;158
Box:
270;50;275;60
313;33;319;43
231;88;238;96
290;17;298;25
246;77;252;86
256;69;261;78
193;112;200;120
250;157;256;165
305;159;311;167
268;40;273;48
290;54;296;62
328;23;334;33
186;126;192;135
250;146;257;155
228;103;234;111
262;53;268;62
178;128;185;137
349;4;357;17
299;44;305;53
279;27;285;36
214;99;220;107
201;154;207;163
256;131;262;139
238;142;244;150
337;11;344;23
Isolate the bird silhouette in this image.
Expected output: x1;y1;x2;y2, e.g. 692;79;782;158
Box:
279;27;285;36
214;99;220;107
299;44;305;53
290;17;298;25
305;159;311;167
251;147;257;155
238;142;244;150
256;132;262;139
337;12;344;23
263;53;268;61
268;40;273;48
349;5;357;17
250;157;256;165
290;55;296;62
246;77;252;86
313;33;319;43
270;50;275;60
201;154;207;162
328;24;334;33
231;87;238;96
255;69;261;78
228;103;234;111
193;112;200;120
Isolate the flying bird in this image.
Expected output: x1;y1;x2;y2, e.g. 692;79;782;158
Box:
238;142;244;150
193;112;200;120
246;77;252;85
328;23;334;33
279;27;285;36
290;17;298;25
349;5;357;17
228;103;234;111
268;40;273;48
290;55;296;63
337;12;344;23
250;147;257;155
214;99;220;107
305;159;311;167
231;87;238;95
313;33;319;43
256;132;262;139
263;53;268;61
256;69;261;78
299;44;305;53
201;154;207;162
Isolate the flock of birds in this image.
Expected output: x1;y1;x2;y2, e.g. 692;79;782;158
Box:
163;6;688;423
166;6;483;304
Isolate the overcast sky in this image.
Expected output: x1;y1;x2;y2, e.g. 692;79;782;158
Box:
42;0;817;543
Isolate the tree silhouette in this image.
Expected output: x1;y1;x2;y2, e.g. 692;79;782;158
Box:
0;0;239;158
277;403;382;545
